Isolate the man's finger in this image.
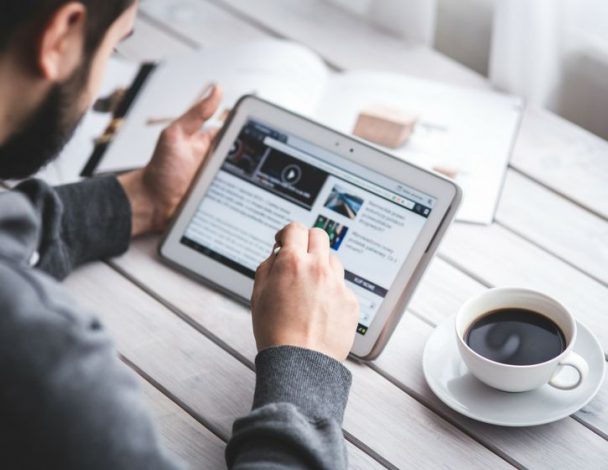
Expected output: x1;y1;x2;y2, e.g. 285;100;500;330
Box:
175;84;223;135
256;240;283;278
308;227;330;257
202;126;221;143
255;256;272;283
189;123;218;145
192;126;220;153
275;222;309;254
264;242;282;271
329;253;345;279
252;253;275;308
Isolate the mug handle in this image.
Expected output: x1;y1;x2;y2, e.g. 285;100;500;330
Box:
548;352;589;390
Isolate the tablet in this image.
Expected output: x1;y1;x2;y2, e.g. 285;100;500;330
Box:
160;96;461;360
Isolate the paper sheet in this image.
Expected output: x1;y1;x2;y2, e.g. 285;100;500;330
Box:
96;40;329;174
315;71;524;224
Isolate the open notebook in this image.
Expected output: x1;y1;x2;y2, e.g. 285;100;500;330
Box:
59;39;523;224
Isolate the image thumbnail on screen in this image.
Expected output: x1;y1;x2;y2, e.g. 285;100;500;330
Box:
324;185;364;219
313;215;349;250
226;134;266;176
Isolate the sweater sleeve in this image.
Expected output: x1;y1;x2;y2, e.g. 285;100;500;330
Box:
225;346;352;469
14;176;131;280
0;261;181;469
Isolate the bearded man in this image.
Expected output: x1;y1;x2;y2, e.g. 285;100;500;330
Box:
0;1;359;468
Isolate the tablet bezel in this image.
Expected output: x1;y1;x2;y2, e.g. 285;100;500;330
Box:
160;95;461;360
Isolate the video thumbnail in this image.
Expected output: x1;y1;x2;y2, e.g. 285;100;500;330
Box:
222;120;329;210
257;149;328;209
226;134;266;177
324;185;364;219
313;215;349;250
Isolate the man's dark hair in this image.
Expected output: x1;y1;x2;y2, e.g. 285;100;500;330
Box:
0;0;136;180
0;0;135;56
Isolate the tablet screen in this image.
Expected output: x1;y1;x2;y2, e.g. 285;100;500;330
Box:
180;119;436;335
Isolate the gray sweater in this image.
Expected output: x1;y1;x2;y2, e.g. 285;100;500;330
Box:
0;176;351;469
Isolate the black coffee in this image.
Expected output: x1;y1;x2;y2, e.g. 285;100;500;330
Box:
465;308;566;366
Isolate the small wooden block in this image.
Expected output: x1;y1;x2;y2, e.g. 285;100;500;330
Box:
432;165;459;179
353;105;417;148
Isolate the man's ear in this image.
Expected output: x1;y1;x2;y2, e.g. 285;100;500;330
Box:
37;2;87;81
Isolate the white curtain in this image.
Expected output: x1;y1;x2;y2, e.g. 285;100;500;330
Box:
490;0;608;138
326;0;608;139
329;0;437;44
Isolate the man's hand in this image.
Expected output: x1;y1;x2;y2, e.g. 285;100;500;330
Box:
118;84;223;236
251;223;360;361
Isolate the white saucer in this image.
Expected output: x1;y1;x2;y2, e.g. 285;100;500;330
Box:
422;316;606;426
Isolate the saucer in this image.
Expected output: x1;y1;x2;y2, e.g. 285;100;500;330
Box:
422;317;606;426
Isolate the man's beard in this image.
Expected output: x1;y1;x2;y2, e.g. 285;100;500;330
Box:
0;63;88;180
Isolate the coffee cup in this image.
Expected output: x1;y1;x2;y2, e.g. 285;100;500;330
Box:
455;287;589;393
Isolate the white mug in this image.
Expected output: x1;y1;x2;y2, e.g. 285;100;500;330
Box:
455;288;589;393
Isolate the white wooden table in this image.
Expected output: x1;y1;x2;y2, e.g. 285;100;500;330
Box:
62;1;608;468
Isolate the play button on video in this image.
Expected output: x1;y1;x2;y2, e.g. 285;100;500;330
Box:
281;165;302;185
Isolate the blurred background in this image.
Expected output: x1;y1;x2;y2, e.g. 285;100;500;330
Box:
328;0;608;140
55;0;607;192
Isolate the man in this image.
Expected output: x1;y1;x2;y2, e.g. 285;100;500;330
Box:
0;1;360;468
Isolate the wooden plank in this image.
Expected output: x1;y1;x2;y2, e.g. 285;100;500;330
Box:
344;443;385;470
497;170;608;286
146;356;384;470
108;238;513;469
409;257;487;327
64;262;379;469
574;388;608;441
509;107;608;221
438;223;608;352
374;313;608;469
139;379;226;468
64;264;254;438
408;257;608;439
